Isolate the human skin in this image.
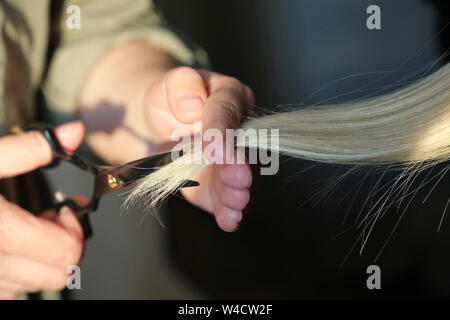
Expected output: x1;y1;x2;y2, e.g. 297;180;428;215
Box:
78;41;254;232
0;122;86;298
0;41;254;298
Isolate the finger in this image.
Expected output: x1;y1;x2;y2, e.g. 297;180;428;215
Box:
164;67;208;124
180;165;216;214
70;195;89;207
217;152;252;189
56;206;84;240
0;290;18;300
0;121;85;179
209;170;243;232
199;72;248;164
214;202;243;232
40;195;87;225
0;196;84;269
145;72;201;141
40;209;58;221
180;167;246;232
217;163;253;189
55;195;87;241
0;254;68;291
212;176;250;211
243;84;255;105
0;279;37;293
53;121;85;155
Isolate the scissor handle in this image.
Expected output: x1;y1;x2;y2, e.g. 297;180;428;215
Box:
29;123;94;239
29;123;99;174
28;123;67;168
55;199;93;239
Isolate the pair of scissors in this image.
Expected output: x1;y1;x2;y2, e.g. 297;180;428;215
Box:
29;123;199;239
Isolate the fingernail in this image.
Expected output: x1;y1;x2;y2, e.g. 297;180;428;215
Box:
176;93;204;113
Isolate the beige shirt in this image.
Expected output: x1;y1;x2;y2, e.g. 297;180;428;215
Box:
0;0;207;131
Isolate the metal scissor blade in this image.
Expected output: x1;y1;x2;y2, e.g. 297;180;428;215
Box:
91;151;199;200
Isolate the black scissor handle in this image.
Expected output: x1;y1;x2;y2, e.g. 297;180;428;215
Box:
55;199;93;239
29;123;68;168
29;123;99;174
29;123;94;239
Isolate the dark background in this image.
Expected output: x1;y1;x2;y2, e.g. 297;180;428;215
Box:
157;0;450;299
47;0;450;299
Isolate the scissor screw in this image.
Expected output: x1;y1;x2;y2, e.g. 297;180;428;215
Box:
107;174;118;188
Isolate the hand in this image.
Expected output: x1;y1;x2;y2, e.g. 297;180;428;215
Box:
77;43;254;232
145;67;255;232
0;122;86;299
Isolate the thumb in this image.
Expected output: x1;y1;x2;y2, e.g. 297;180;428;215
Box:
56;195;88;240
54;121;85;155
164;67;208;124
0;121;85;178
57;207;83;240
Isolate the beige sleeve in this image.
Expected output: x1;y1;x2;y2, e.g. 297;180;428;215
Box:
42;0;208;114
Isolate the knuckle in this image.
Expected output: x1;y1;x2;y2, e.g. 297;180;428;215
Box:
26;130;46;149
229;188;249;203
219;100;240;113
218;100;242;125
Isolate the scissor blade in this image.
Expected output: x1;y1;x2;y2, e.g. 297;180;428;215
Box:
92;151;199;199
